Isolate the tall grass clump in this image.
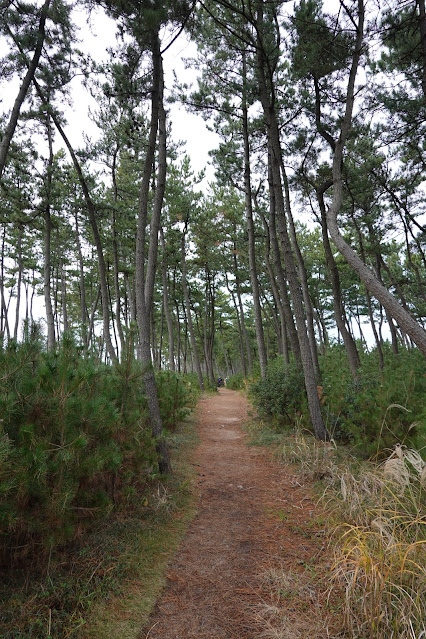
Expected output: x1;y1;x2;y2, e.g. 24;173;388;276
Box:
330;444;426;638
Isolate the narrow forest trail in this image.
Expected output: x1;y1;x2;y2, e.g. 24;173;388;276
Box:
142;389;339;639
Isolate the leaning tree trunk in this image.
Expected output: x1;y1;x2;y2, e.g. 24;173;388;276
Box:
327;0;426;357
0;0;51;179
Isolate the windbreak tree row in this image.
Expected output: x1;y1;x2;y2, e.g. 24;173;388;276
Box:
0;0;425;445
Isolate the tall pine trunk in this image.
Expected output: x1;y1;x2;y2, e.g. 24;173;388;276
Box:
255;3;327;440
135;34;171;474
242;51;267;377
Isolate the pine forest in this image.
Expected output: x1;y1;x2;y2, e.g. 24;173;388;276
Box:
0;1;425;637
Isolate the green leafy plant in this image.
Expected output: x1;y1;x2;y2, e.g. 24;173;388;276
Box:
249;357;306;427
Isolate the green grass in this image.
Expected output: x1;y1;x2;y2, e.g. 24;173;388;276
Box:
0;416;199;639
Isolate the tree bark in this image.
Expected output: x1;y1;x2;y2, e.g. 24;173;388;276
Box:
282;165;321;381
226;272;248;377
242;50;267;377
111;150;125;355
0;230;10;340
266;153;301;363
317;188;360;377
326;0;426;357
181;230;205;390
160;228;175;370
0;0;51;178
13;224;23;341
145;59;167;315
74;211;88;348
232;242;253;374
255;2;327;440
44;118;55;350
135;34;171;474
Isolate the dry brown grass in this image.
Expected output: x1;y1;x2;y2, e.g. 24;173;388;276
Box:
282;427;425;639
330;445;426;639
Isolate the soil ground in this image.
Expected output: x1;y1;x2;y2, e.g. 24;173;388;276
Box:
141;389;341;639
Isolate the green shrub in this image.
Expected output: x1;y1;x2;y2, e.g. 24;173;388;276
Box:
0;335;156;560
320;345;426;455
156;370;193;430
226;373;245;390
249;357;306;426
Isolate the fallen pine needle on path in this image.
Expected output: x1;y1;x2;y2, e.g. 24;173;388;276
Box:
142;388;341;639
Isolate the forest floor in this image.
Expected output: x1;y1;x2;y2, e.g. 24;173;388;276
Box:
141;389;343;639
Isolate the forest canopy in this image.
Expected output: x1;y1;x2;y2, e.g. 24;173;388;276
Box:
0;0;425;454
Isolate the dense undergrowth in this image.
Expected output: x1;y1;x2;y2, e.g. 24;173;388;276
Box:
0;333;200;562
249;345;426;456
279;429;426;639
0;332;201;637
247;345;426;639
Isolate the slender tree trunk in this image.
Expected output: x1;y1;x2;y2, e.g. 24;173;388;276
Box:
135;35;171;474
317;188;360;378
255;5;327;440
14;225;23;341
0;230;10;341
232;244;253;374
242;51;267;377
365;289;384;369
43;118;55;350
61;260;69;333
267;154;301;363
418;0;426;99
0;0;51;179
259;210;289;364
88;285;101;350
125;272;136;325
374;254;399;354
160;229;175;370
181;231;205;390
145;75;167;315
226;273;247;377
282;166;321;381
110;150;125;355
74;211;89;348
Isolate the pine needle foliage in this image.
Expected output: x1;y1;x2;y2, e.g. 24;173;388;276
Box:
0;333;159;563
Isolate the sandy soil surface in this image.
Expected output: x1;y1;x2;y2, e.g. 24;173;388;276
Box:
142;389;340;639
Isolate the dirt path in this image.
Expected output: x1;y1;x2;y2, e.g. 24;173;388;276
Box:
142;389;338;639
